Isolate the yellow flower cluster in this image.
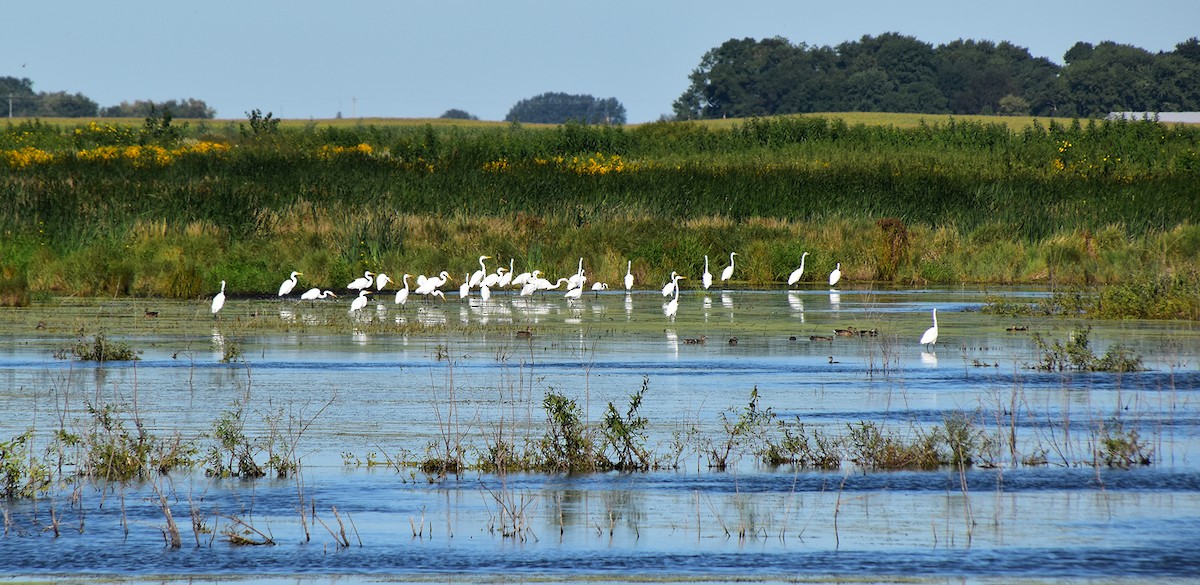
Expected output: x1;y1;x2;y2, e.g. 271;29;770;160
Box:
317;143;374;160
565;153;630;175
3;146;54;169
482;158;508;173
77;145;172;167
72;121;138;144
65;141;230;168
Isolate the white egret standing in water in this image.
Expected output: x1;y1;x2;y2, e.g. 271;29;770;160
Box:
300;288;336;301
375;273;392;291
788;252;809;287
624;260;634;291
721;252;737;283
663;276;686;319
829;262;842;288
277;271;302;296
394;274;411;305
469;256;491;288
348;271;374;291
350;290;371;313
702;255;713;290
920;308;939;350
211;281;226;314
661;271;680;297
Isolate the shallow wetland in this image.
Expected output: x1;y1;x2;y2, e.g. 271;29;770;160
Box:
1;285;1198;584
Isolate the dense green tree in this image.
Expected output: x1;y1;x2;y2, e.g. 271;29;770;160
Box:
1;77;42;117
99;99;214;119
440;108;478;120
674;34;1200;119
505;92;626;125
36;91;98;117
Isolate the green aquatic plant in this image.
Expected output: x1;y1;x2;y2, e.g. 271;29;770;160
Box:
600;376;652;471
1097;419;1153;468
56;332;139;362
846;421;943;470
1031;326;1145;372
708;387;775;471
538;390;595;472
0;431;53;499
763;417;843;469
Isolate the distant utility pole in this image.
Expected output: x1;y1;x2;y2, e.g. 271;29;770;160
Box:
7;94;12;118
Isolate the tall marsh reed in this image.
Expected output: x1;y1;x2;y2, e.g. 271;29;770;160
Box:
3;115;1199;301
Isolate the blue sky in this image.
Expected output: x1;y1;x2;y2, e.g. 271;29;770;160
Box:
7;0;1198;123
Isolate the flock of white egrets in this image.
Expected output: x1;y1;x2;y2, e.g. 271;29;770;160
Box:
208;251;937;349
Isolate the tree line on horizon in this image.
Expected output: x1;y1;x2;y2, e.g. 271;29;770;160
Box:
4;32;1199;122
673;33;1200;120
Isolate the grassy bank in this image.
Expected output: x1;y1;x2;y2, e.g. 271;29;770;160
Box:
2;114;1199;306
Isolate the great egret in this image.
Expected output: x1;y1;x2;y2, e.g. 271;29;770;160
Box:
375;273;392;291
278;271;302;296
348;271;374;291
469;256;491;288
702;255;713;290
591;282;608;292
415;271;450;296
565;285;583;300
511;269;534;287
394;274;411;305
480;283;491;301
349;290;371;313
788;252;810;286
300;288;336;301
661;271;680;297
663;276;686;318
829;262;842;287
211;281;226;314
459;273;471;299
721;252;738;282
567;258;585;290
518;270;545;296
498;259;515;288
920;308;939;350
482;267;505;288
624;260;634;291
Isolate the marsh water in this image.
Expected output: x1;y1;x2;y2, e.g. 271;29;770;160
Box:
1;286;1199;583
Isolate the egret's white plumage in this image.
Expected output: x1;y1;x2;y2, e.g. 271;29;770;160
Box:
702;255;713;290
829;262;842;287
349;290;371;313
469;256;491;288
788;252;810;286
663;276;686;318
721;252;737;282
920;308;939;350
211;281;226;314
459;273;471;299
278;271;302;296
662;271;680;297
375;273;392;291
348;271;374;291
300;288;336;301
415;271;450;296
567;258;585;290
498;259;515;288
624;260;634;291
394;274;410;305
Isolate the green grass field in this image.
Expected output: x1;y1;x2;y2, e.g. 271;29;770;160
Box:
3;112;1199;314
